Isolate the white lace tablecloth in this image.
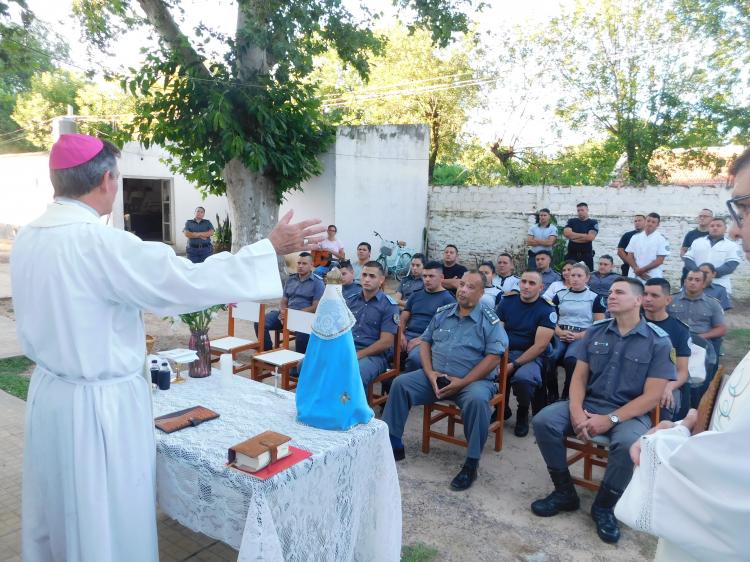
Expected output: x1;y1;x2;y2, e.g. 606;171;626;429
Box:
152;374;401;561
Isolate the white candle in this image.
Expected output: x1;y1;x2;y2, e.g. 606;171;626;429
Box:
219;354;233;388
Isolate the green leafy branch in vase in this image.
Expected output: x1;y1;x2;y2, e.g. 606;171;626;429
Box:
167;304;227;332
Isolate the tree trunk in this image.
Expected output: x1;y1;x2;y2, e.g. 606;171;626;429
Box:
224;158;279;252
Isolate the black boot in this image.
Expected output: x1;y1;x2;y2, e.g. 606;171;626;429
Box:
512;382;532;437
450;460;478;491
531;469;580;517
591;486;622;543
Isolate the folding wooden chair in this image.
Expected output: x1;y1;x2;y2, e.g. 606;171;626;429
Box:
421;350;510;454
366;324;403;408
209;302;265;374
251;308;314;391
564;407;661;492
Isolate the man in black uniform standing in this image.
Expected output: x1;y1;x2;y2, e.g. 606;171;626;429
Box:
183;206;215;263
616;214;644;276
563;202;599;269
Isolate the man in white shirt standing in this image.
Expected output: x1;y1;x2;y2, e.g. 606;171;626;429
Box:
12;133;325;562
624;212;670;282
682;216;742;294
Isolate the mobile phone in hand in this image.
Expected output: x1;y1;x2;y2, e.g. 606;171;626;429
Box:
436;375;451;390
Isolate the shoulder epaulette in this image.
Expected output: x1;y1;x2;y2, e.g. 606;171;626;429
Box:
647;321;669;338
436;303;456;313
385;293;398;305
592;317;614;325
481;305;500;325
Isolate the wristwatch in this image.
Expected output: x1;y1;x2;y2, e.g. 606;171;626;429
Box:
608;413;620;426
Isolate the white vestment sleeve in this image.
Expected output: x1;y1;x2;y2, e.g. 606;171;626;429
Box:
93;228;283;316
616;406;750;561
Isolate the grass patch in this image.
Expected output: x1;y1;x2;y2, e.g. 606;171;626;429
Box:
723;328;750;373
0;355;34;400
402;544;439;562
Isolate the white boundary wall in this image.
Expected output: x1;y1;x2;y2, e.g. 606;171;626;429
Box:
427;184;750;298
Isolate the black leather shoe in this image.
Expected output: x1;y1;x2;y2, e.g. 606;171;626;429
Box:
392;447;405;462
591;504;620;543
514;407;529;437
531;469;580;516
504;405;512;420
450;464;477;491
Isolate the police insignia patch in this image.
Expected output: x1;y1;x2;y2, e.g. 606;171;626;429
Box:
393;313;399;325
549;311;558;324
670;348;677;364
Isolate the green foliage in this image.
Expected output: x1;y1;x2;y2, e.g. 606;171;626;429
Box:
498;0;740;184
213;213;232;249
11;70;134;150
439;138;622;186
0;2;66;153
314;25;480;180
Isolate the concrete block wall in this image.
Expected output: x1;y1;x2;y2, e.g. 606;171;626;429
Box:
427;184;750;298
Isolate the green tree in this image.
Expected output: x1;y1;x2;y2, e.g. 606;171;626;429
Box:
315;25;480;181
74;0;474;249
11;70;84;149
511;0;731;183
0;0;67;153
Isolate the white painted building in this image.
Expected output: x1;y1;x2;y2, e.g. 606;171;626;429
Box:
0;124;431;256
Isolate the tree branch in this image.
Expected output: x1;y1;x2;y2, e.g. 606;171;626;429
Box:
136;0;210;78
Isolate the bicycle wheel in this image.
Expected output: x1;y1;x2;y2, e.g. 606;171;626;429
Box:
394;253;411;281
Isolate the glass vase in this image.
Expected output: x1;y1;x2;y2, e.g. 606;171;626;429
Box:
188;329;212;378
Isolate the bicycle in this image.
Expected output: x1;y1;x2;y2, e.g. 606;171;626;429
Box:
373;230;417;281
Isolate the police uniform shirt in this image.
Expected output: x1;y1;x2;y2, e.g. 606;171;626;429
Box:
342;282;361;299
346;290;399;350
498;294;556;351
647;316;691;358
397;274;424;302
284;273;325;310
565;217;599;254
704;283;732;311
421;303;508;379
540;269;562;291
625;230;670;279
573;318;676;414
404;289;455;338
492;274;520;293
184;219;215;247
670;292;725;335
588;271;620;298
552;288;606;329
617;229;641;276
542;280;566;301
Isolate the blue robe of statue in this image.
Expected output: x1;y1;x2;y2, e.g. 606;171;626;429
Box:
296;284;373;430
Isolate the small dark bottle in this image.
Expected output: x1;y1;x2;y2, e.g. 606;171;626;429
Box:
158;361;171;390
150;359;160;385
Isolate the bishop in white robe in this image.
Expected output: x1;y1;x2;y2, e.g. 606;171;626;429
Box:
12;133;322;562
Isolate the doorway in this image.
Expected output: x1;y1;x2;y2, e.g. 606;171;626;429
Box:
122;178;173;243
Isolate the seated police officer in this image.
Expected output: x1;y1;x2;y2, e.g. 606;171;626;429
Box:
642;278;691;421
394;253;426;308
497;270;556;437
261;252;324;354
399;261;455;372
531;277;675;544
345;261;399;386
383;270;508;491
338;260;361;299
535;251;562;291
183;206;215;263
